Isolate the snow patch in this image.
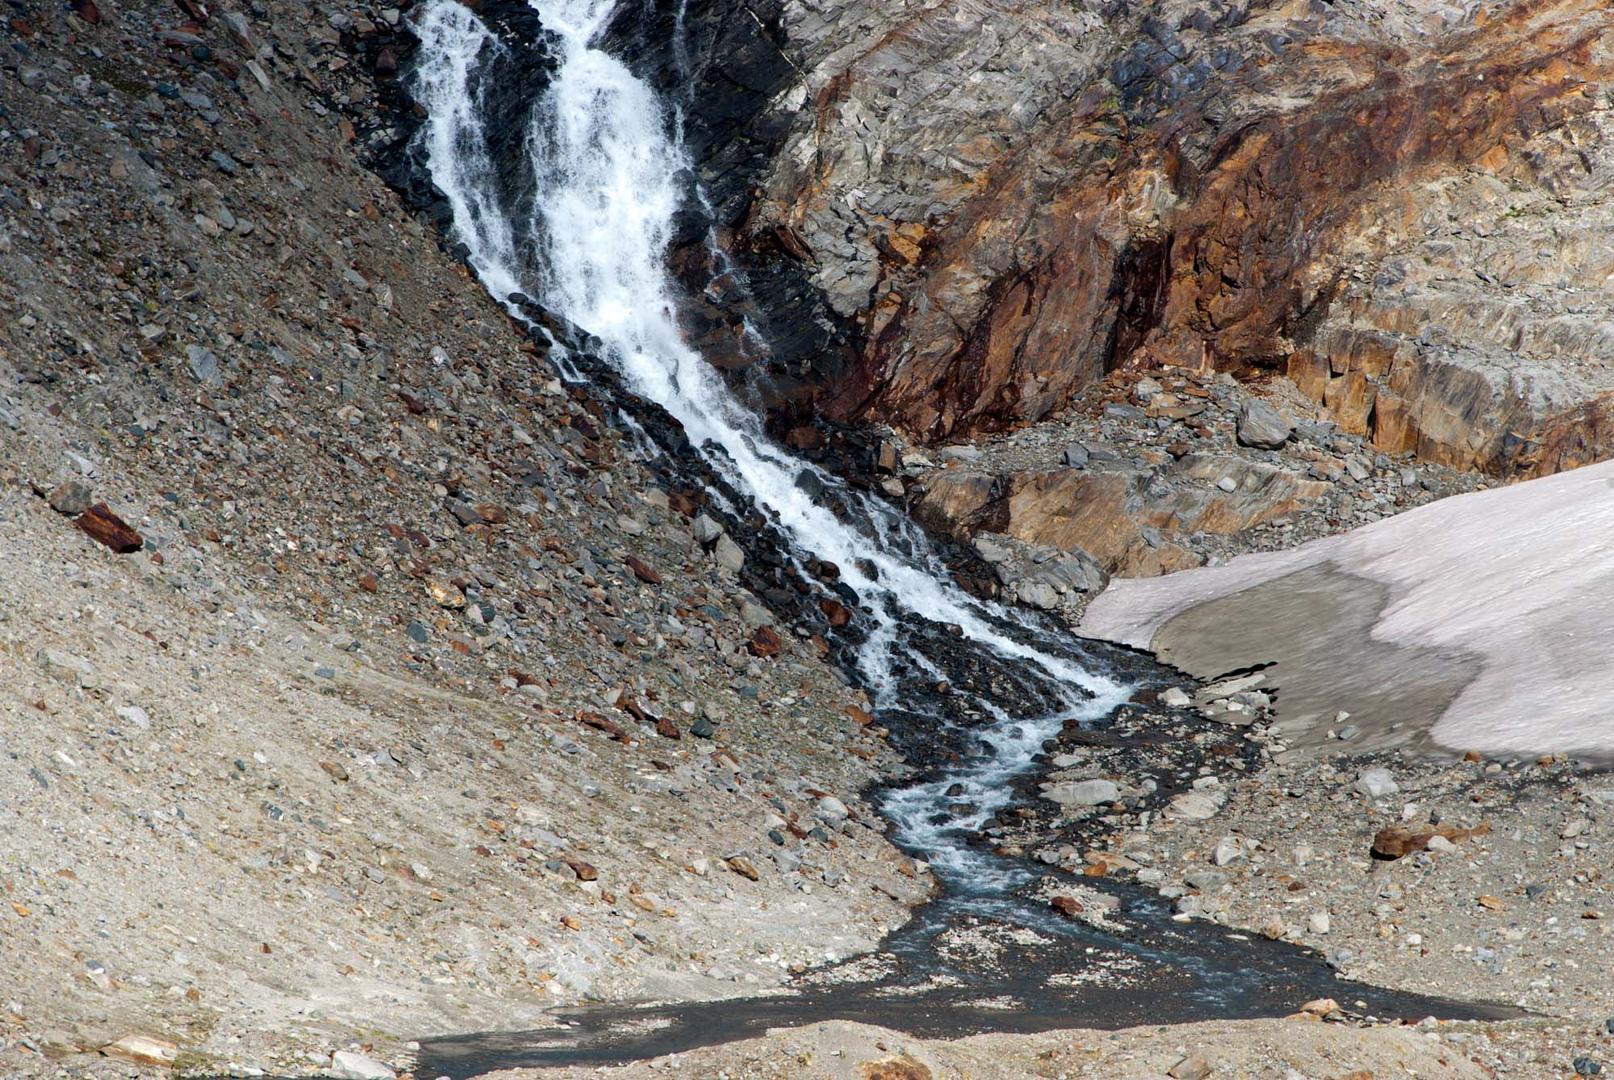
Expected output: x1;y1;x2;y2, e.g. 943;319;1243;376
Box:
1080;460;1614;754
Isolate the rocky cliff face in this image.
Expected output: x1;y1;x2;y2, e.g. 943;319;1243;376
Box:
678;0;1614;476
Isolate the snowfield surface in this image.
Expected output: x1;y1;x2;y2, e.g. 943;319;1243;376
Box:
1079;459;1614;755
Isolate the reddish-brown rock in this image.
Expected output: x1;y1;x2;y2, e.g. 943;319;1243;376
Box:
747;626;783;658
817;597;852;628
624;555;662;584
1049;894;1084;919
74;504;142;553
576;711;628;742
1371;822;1491;860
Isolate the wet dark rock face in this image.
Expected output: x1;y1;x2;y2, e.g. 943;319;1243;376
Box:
600;0;854;428
366;0;559;245
601;0;790;232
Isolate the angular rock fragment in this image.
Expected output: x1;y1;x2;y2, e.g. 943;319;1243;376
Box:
48;479;92;516
75;504;142;552
1236;399;1294;450
576;711;628;741
747;626;782;657
329;1050;395;1079
102;1035;177;1066
624;555;661;584
1371;822;1490;860
725;855;760;881
1041;778;1118;807
1048;894;1084;918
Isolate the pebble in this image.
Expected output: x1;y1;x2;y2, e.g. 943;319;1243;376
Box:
330;1050;396;1079
115;705;152;730
1211;836;1245;866
814;796;850;825
185;344;222;386
1168;1054;1212;1080
1042;779;1119;807
1167;790;1225;821
1354;767;1399;798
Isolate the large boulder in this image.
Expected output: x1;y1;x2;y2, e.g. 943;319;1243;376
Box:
1236;400;1293;450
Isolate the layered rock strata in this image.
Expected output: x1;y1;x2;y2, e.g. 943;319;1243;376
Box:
671;0;1614;478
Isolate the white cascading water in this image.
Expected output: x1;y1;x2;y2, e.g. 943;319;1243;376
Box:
412;0;1130;894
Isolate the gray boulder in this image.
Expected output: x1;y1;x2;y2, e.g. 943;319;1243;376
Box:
1236;399;1294;449
1042;778;1119;807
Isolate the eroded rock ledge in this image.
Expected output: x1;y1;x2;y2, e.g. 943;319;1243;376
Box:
670;0;1614;478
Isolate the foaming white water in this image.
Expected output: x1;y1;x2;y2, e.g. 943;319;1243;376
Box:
411;0;1130;885
412;1;523;301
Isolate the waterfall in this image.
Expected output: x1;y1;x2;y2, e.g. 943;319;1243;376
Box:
411;0;1130;894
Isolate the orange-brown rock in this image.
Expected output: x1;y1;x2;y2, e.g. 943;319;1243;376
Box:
724;855;761;881
575;711;629;742
747;626;783;658
860;1056;933;1080
75;503;143;553
999;471;1199;578
818;597;853;627
727;0;1614;477
912;452;1324;579
909;471;1000;540
624;555;662;584
1291;318;1614;478
1371;822;1491;860
1049;894;1085;919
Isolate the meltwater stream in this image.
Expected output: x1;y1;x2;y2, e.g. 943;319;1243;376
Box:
400;3;1518;1073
